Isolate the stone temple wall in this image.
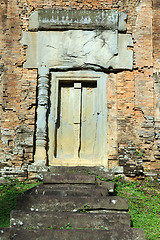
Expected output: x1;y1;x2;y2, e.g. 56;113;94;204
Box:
0;0;160;180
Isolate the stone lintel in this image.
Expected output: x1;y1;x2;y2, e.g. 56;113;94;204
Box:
29;9;119;31
22;31;133;70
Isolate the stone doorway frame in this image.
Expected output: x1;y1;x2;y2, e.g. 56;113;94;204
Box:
48;70;108;167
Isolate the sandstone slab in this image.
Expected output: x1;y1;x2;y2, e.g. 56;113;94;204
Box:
23;184;109;197
10;211;131;230
9;228;145;240
48;166;115;180
15;195;129;212
43;173;95;184
22;30;133;70
29;9;119;31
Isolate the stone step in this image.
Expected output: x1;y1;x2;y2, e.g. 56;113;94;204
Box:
15;195;128;212
5;228;145;240
48;166;115;180
29;183;98;191
43;173;96;184
24;184;110;197
10;211;131;230
1;168;144;240
96;180;115;193
38;181;115;192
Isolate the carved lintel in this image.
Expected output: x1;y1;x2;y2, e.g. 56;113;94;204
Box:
34;67;49;166
28;9;119;31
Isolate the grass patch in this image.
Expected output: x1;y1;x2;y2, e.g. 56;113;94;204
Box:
0;178;40;227
114;177;160;240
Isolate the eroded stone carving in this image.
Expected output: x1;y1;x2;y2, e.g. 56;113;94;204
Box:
29;9;119;31
22;30;133;70
22;30;118;69
22;9;133;71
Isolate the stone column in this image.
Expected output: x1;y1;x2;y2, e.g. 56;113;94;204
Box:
34;67;49;166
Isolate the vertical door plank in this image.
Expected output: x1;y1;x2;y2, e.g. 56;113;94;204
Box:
80;84;98;159
57;85;75;158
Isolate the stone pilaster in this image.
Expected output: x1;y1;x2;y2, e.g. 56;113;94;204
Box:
34;67;49;166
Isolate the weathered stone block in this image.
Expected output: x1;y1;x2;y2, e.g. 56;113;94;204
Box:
23;184;109;197
8;228;145;240
11;211;131;230
43;173;96;184
15;195;129;212
22;30;133;70
29;9;119;31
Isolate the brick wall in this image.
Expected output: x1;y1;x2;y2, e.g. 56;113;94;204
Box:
0;0;160;179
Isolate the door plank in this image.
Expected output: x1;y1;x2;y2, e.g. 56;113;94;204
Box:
80;84;98;159
57;86;75;158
